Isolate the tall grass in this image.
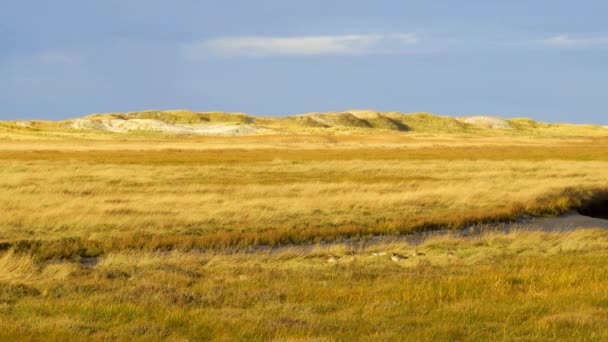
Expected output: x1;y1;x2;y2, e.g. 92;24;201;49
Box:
1;229;608;340
0;136;607;257
1;133;608;339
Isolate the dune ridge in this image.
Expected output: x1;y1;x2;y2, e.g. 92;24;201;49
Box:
2;109;607;136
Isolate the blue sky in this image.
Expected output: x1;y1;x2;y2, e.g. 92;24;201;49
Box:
1;1;607;124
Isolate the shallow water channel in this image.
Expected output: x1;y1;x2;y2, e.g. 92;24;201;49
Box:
80;210;608;267
372;210;608;247
269;209;608;252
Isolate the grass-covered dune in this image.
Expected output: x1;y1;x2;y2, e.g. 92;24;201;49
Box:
2;109;607;138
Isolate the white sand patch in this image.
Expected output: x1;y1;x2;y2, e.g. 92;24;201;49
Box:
14;120;34;127
457;116;512;129
69;119;265;136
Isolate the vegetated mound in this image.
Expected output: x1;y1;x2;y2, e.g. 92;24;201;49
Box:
200;112;254;124
0;121;38;131
348;110;410;131
0;120;65;134
128;110;205;124
283;115;330;128
386;112;470;132
68;110;260;136
507;118;545;130
457;116;512;129
292;110;409;131
507;118;607;135
299;112;373;128
85;110;255;124
71;119;261;136
5;109;607;137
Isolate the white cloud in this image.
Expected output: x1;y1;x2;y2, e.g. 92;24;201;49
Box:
37;50;80;65
542;35;608;48
182;33;419;58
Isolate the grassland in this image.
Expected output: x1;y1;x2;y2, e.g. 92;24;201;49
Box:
1;135;607;255
1;120;608;340
2;229;608;340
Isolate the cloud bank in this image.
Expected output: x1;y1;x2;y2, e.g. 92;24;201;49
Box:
542;35;608;48
182;33;418;58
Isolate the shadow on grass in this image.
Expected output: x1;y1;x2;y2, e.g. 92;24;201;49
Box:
577;189;608;219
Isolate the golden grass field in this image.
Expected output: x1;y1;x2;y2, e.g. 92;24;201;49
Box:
1;124;608;340
2;229;608;340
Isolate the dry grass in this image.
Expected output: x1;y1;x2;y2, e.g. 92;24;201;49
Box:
0;136;607;255
1;229;608;340
1;133;607;339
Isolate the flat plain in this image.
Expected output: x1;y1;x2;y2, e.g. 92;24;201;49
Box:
1;111;608;340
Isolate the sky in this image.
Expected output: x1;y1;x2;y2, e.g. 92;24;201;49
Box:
1;0;607;124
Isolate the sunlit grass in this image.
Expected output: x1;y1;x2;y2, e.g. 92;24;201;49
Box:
0;137;607;255
1;229;608;340
1;132;607;339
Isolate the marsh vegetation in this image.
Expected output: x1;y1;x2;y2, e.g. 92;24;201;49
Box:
1;125;607;340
